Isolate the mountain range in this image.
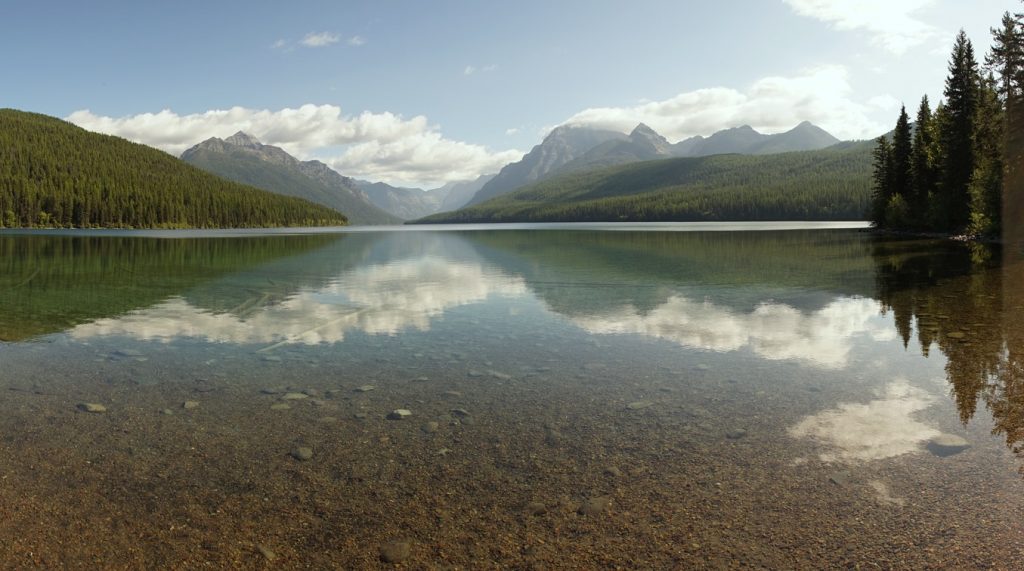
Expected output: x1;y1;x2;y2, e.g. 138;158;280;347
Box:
416;140;873;224
466;121;841;207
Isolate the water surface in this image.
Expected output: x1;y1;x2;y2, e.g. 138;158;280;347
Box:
0;224;1021;568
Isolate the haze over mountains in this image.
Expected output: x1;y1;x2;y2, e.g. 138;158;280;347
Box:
466;121;841;206
352;174;493;221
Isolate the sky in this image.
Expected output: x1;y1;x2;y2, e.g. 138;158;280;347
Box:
2;0;1019;188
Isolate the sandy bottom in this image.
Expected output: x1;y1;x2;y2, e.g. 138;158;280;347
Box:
0;340;1022;570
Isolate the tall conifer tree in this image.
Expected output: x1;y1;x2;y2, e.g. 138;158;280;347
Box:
938;30;980;232
910;96;936;225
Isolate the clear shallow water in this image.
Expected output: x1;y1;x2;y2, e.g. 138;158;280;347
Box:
0;224;1021;568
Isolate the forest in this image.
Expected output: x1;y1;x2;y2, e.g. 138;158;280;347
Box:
415;142;873;224
869;9;1023;237
0;110;348;229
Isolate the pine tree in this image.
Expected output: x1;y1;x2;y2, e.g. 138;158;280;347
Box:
870;136;894;227
968;74;1005;236
937;30;980;232
891;106;913;198
910;96;936;226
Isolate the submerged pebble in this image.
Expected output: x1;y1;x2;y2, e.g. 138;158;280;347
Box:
421;421;440;433
578;496;611;516
290;447;314;461
281;392;309;401
387;409;412;420
525;501;547;516
270;403;291;411
256;544;276;562
927;434;970;457
380;540;411;563
726;429;747;440
77;403;106;414
182;400;200;410
603;466;623;478
627;401;653;410
355;385;376;393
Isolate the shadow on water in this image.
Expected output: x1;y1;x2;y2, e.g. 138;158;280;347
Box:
870;236;1024;474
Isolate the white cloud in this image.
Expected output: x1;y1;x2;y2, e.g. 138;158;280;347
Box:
301;31;340;47
328;132;521;186
570;296;895;369
867;94;902;111
347;35;366;46
271;39;287;50
783;0;940;54
789;380;940;463
464;64;497;76
562;65;888;140
66;104;521;188
69;257;527;345
505;127;520;136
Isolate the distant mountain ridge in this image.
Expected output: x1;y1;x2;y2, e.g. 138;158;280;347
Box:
354;180;448;221
352;173;496;220
416;141;873;224
181;133;400;225
465;121;840;206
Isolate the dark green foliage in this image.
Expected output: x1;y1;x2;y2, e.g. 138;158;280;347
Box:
0;110;347;228
987;11;1024;103
891;107;914;200
937;30;980;232
969;76;1005;235
415;144;873;224
869;136;894;226
910;96;937;219
871;17;1021;237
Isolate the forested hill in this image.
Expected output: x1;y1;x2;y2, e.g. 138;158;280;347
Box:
413;142;873;224
0;110;348;228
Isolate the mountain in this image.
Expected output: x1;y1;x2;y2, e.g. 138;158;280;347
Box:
354;180;449;220
465;122;840;206
437;174;496;212
181;133;400;225
553;123;675;175
675;121;841;156
0;109;346;229
413;141;873;224
465;125;628;206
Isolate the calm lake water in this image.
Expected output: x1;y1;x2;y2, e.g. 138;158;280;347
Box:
0;222;1022;568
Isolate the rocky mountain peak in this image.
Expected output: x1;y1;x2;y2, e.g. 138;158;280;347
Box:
224;131;262;148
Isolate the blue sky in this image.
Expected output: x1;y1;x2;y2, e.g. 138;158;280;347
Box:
3;0;1019;187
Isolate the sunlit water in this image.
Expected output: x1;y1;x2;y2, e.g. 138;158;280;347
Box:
0;223;1021;568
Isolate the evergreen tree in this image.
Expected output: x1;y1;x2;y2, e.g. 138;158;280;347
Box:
986;11;1024;105
968;74;1005;236
891;106;913;198
870;136;894;227
937;30;980;232
910;96;937;224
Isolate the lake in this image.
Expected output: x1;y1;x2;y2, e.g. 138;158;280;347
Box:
1;222;1022;568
